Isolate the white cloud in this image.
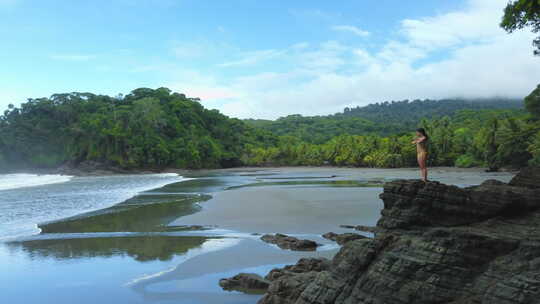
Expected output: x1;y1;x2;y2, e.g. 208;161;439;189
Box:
194;0;539;119
331;25;370;37
297;41;348;70
400;0;501;49
165;70;239;102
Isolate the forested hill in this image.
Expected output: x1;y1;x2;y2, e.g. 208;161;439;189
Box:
0;88;537;172
0;88;276;170
337;98;523;123
245;98;524;144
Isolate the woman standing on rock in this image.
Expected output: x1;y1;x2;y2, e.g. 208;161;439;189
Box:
412;128;429;182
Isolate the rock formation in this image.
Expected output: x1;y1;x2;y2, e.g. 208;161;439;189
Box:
339;225;379;233
219;273;270;293
261;233;319;251
265;258;332;282
258;168;540;304
322;232;366;245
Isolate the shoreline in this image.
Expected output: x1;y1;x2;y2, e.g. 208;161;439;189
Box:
1;166;517;241
0;164;519;178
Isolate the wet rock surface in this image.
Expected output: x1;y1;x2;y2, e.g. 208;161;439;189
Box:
339;224;379;233
258;168;540;304
322;232;366;245
265;258;332;282
509;167;540;189
219;273;270;293
260;233;319;251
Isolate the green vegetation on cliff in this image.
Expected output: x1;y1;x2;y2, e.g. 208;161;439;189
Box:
244;98;523;144
0;88;276;170
242;108;539;170
1;88;538;171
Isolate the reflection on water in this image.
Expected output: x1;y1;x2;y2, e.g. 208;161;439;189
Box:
131;264;277;304
0;175;258;304
149;176;251;194
0;237;251;304
39;193;210;233
7;235;208;262
38;175;255;234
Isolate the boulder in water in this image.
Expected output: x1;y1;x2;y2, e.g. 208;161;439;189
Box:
260;233;318;251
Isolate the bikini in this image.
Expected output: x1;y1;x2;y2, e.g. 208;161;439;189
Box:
417;140;428;158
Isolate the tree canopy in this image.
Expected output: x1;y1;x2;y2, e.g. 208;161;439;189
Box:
501;0;540;55
1;89;536;172
0;88;276;170
244;98;523;144
525;84;540;118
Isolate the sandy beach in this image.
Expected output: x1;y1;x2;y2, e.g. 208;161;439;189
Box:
171;186;382;234
0;167;515;304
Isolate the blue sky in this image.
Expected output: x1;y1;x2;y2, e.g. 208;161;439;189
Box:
1;0;538;118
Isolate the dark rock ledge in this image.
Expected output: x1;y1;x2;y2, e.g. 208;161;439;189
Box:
339;224;379;233
322;232;366;245
257;168;540;304
261;233;319;251
219;273;270;293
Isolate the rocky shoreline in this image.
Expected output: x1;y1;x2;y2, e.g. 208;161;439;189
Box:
253;167;540;304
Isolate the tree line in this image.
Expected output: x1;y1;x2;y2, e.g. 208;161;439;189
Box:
244;98;523;144
1;87;538;172
241;108;540;170
0;88;276;170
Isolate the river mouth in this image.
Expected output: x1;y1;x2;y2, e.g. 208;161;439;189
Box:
0;167;514;304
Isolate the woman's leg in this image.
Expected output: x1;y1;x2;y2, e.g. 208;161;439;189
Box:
417;154;423;179
420;155;428;182
418;153;428;182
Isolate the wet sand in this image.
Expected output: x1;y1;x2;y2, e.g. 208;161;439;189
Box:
171;166;514;234
171;186;382;234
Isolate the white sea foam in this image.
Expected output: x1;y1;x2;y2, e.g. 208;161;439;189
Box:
0;173;191;240
153;173;181;177
0;173;73;191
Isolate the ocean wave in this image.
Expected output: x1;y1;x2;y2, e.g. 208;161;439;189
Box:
0;173;73;191
153;173;180;177
0;173;192;240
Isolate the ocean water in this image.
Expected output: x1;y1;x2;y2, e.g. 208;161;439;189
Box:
0;173;73;191
0;173;186;240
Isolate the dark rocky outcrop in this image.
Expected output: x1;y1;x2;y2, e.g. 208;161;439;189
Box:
265;258;332;282
339;224;379;233
378;178;540;229
261;234;319;251
322;232;366;245
509;167;540;189
258;168;540;304
219;273;270;293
